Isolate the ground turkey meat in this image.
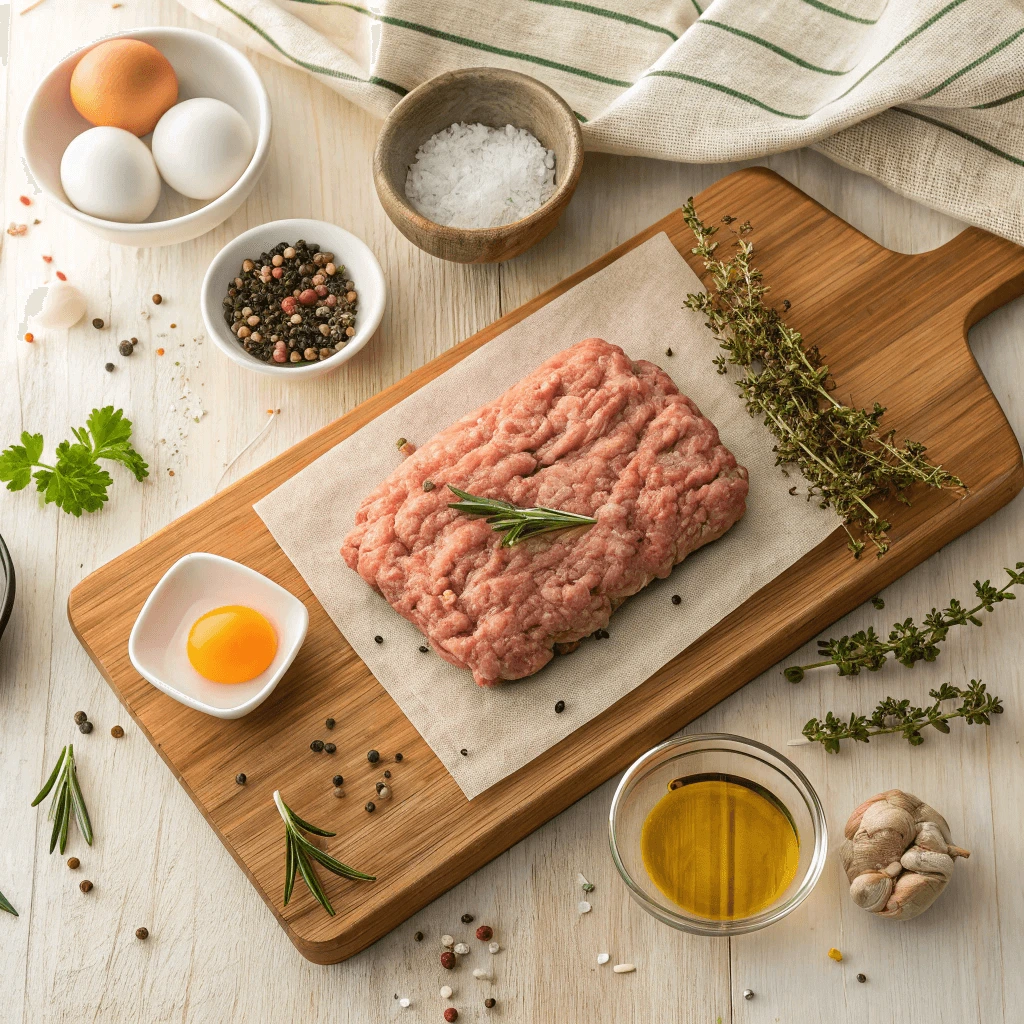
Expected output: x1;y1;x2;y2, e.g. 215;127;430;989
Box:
341;338;748;686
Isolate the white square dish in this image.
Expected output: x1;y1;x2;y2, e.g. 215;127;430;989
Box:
128;552;308;719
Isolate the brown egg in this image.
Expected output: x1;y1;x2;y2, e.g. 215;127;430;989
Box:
70;39;178;137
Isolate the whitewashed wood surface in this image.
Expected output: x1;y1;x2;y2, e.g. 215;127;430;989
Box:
2;3;1023;1022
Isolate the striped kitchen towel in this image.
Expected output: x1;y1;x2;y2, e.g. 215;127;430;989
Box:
178;0;1024;243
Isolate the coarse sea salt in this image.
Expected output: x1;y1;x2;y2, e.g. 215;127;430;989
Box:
405;122;556;230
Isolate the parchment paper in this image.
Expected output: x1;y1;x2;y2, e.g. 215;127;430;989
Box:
255;233;840;799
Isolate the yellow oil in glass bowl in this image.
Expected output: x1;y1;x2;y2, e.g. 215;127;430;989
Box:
640;772;799;920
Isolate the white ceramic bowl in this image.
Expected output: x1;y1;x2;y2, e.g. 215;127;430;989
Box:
128;552;308;719
22;27;271;247
201;218;387;378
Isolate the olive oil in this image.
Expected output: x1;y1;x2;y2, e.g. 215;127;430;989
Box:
640;773;799;920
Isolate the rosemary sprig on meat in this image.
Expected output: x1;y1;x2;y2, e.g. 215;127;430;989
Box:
797;680;1002;753
785;562;1024;681
275;791;375;917
31;744;92;855
447;485;597;547
681;201;963;557
0;889;17;916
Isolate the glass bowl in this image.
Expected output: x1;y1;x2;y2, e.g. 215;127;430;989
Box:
609;733;827;936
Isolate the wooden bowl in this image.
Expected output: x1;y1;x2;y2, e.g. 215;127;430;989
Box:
373;68;583;263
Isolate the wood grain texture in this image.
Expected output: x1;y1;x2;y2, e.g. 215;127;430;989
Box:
64;167;1024;963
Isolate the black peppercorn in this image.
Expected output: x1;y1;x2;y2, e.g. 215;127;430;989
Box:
376;781;386;794
324;742;336;754
118;340;133;356
367;749;380;763
152;293;162;304
325;717;335;729
365;801;376;813
383;769;391;778
554;700;565;714
461;913;474;923
104;362;115;372
311;739;325;752
78;721;93;734
92;318;104;329
460;748;468;756
414;931;423;941
235;773;246;785
374;635;383;644
74;711;88;725
395;752;403;761
671;594;681;605
423;480;435;491
332;775;344;787
485;999;496;1009
79;880;93;893
856;974;867;983
135;927;149;940
418;645;428;653
665;347;673;356
131;337;138;346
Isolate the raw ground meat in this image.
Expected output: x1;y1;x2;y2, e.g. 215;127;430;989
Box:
341;338;748;686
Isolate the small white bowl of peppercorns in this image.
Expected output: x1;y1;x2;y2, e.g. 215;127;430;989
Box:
200;218;386;377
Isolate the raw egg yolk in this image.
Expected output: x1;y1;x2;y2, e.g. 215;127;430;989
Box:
187;605;277;684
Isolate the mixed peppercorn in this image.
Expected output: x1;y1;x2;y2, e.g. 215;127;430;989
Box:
222;240;358;365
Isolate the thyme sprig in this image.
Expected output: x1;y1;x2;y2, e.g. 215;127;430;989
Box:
275;791;375;917
31;744;92;855
0;889;17;916
785;562;1024;681
447;485;597;547
800;680;1002;753
681;201;963;557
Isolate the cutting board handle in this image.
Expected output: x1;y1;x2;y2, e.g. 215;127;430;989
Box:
915;226;1024;331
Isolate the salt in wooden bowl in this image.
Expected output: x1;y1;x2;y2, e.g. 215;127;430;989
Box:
373;67;584;264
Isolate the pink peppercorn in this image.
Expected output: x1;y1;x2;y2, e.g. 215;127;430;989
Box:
314;284;328;297
298;288;318;306
444;1010;458;1023
475;925;493;941
440;951;456;970
272;267;284;279
272;341;287;363
325;294;337;307
280;296;297;314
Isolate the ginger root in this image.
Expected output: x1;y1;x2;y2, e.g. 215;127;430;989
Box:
840;789;969;921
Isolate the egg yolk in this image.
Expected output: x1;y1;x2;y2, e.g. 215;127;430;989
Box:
187;605;277;684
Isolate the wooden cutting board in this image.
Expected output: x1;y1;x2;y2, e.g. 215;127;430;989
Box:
68;168;1024;963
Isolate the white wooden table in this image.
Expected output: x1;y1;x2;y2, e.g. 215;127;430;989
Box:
3;3;1023;1021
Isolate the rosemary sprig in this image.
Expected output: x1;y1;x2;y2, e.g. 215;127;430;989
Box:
274;791;375;917
785;562;1024;681
0;889;17;917
31;744;92;855
799;680;1002;753
682;201;963;557
447;485;597;547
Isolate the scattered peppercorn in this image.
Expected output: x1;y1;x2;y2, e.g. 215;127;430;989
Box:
332;774;344;787
396;437;407;449
119;340;133;357
475;925;493;941
110;725;124;738
782;298;792;311
168;470;174;477
333;786;345;798
324;742;337;754
440;951;456;970
554;700;565;714
484;999;496;1009
152;294;162;304
414;931;424;941
365;801;376;813
367;750;380;763
856;974;867;983
78;721;93;734
80;880;93;893
871;596;885;610
24;333;34;343
374;635;384;644
418;645;428;653
74;711;88;725
67;857;80;870
136;927;149;940
671;594;681;605
170;323;177;329
376;781;386;794
743;989;754;1001
444;1008;458;1022
311;739;325;752
461;913;474;923
395;753;403;761
665;347;673;356
131;337;138;346
92;318;104;329
460;749;468;757
156;348;165;355
105;362;115;372
423;480;435;491
236;773;247;785
325;717;335;729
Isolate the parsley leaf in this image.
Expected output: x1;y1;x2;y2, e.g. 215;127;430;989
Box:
0;408;147;515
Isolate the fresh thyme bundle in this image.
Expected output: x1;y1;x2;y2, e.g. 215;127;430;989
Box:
801;680;1002;753
786;562;1024;681
681;201;963;557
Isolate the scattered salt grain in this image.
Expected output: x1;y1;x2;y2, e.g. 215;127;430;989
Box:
472;968;490;980
613;963;636;974
454;942;470;955
597;953;610;965
405;122;556;229
441;935;455;949
399;997;411;1008
488;941;500;954
440;986;453;999
578;901;591;914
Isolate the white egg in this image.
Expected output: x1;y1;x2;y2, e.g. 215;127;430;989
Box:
152;98;255;201
60;127;162;223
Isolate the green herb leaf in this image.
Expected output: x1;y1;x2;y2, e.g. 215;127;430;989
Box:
0;888;18;917
447;485;597;547
40;442;112;516
32;745;92;853
0;433;46;491
85;406;149;481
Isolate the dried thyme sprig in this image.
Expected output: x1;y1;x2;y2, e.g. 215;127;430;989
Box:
274;791;375;917
0;889;17;917
798;680;1002;753
785;562;1024;681
681;201;963;557
31;744;92;855
447;485;597;547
